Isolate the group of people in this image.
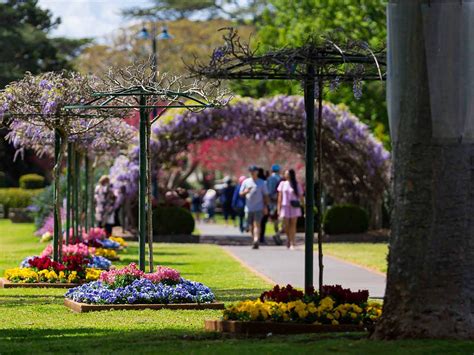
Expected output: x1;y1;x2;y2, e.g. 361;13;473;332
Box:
238;164;303;250
192;164;303;250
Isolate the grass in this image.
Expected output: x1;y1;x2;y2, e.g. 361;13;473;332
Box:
1;219;473;354
324;243;389;274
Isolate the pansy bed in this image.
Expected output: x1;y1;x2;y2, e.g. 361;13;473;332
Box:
64;263;224;312
205;284;382;334
1;256;102;288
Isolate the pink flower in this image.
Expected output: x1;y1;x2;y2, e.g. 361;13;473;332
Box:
99;263;144;284
41;243;94;258
143;266;181;284
84;227;107;242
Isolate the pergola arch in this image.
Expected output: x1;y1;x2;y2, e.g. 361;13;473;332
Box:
150;95;390;204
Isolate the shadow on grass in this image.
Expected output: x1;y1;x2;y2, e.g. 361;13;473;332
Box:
213;288;267;302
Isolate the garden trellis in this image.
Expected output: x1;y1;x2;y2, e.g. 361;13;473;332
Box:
0;72;131;261
0;71;134;262
190;28;386;292
65;61;228;272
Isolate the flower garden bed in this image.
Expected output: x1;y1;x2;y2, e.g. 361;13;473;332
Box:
205;284;382;334
64;263;222;312
0;278;79;288
64;298;224;313
204;319;364;334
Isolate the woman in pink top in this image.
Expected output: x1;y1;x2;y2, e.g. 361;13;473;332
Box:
277;169;303;249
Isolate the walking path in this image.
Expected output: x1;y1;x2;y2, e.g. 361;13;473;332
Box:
224;245;386;298
197;222;386;298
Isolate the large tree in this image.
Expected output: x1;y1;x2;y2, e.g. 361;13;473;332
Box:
0;0;89;184
246;0;389;146
373;0;474;339
0;0;89;87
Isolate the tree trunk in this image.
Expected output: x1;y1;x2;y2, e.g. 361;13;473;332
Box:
373;0;474;339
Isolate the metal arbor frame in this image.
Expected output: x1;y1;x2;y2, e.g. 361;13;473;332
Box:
66;84;225;272
191;29;386;292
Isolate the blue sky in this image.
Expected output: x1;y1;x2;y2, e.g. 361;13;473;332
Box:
38;0;153;40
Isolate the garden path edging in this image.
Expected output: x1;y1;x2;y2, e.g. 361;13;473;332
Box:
204;319;366;334
0;278;79;288
64;298;225;313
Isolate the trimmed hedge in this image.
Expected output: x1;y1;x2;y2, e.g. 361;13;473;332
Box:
323;204;369;235
0;188;43;215
19;174;45;189
152;206;195;235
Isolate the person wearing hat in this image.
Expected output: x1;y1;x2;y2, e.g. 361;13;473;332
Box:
266;164;283;245
239;165;270;249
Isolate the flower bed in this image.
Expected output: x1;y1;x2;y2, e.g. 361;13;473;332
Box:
64;263;224;312
205;284;382;334
2;256;102;288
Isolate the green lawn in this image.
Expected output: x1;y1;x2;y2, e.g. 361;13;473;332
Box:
1;219;472;354
324;243;389;274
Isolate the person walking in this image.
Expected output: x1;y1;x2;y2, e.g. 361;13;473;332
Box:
258;168;269;244
266;164;283;245
232;176;247;233
220;177;236;226
94;175;116;233
277;169;303;250
191;189;203;222
202;188;217;223
240;165;269;249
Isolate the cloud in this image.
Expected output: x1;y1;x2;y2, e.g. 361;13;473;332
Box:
38;0;151;40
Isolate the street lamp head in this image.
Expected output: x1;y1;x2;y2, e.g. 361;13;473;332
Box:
157;26;173;40
137;27;150;40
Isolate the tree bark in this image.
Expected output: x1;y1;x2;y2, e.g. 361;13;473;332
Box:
373;0;474;339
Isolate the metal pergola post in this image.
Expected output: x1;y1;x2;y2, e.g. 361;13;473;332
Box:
138;94;147;271
84;155;90;232
75;149;81;239
66;142;72;245
303;64;315;292
53;129;61;262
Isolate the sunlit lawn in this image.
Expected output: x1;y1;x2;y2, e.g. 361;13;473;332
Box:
324;243;389;274
1;219;472;354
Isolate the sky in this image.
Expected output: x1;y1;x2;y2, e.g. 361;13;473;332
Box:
38;0;153;40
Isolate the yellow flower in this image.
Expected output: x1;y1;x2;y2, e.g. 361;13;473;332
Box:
67;271;78;283
5;268;38;283
110;237;128;247
331;319;339;326
85;268;102;281
95;248;118;259
319;297;335;311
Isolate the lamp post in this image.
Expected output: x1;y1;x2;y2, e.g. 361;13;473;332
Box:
137;24;173;83
136;22;173;271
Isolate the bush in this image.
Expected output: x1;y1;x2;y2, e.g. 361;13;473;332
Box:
0;188;43;215
152;206;195;235
323;204;369;235
19;174;45;189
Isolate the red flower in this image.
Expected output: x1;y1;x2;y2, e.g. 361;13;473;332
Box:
28;256;65;272
260;284;304;303
321;285;369;305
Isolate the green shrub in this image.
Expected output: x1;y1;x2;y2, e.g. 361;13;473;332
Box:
0;172;6;187
152;206;195;235
19;174;45;189
323;204;369;235
0;188;43;215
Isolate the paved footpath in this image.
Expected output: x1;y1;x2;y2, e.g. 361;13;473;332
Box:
224;245;386;298
197;222;386;297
